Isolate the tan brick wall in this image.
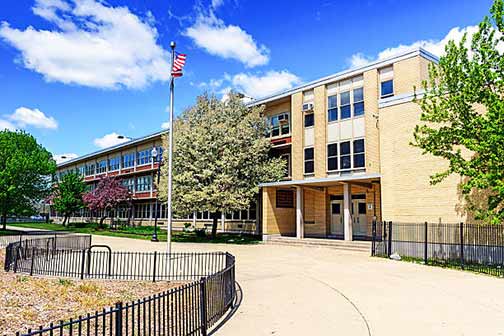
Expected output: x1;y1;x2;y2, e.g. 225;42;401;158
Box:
291;92;304;180
313;85;327;177
379;101;465;223
262;187;296;235
303;187;327;237
263;99;290;117
393;55;434;95
363;69;380;174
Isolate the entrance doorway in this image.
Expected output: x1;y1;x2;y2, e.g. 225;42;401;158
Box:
330;200;344;236
352;199;367;236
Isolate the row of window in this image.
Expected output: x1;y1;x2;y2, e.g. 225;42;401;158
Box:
304;139;365;174
58;147;163;178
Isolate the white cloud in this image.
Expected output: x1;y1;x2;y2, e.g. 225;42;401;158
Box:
0;0;171;89
0;119;16;131
184;12;269;67
93;132;130;149
161;121;170;129
348;25;482;68
9;107;58;129
211;0;224;9
53;153;78;164
230;70;301;98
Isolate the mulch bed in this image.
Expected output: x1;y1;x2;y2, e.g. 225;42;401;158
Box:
0;250;183;335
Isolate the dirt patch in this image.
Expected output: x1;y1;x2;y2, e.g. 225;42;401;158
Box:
0;250;184;335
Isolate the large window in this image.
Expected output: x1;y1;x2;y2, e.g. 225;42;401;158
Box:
304;147;314;174
137;149;151;165
122;152;135;168
353;139;365;168
121;178;135;192
77;166;85;176
304;113;314;127
108;156;120;171
269;113;290;137
225;203;257;220
327;143;338;171
85;163;95;176
353;87;364;117
340;141;351;170
381;79;394;97
340;91;351;119
135;203;151;219
96;160;107;174
327;95;338;122
136;175;152;192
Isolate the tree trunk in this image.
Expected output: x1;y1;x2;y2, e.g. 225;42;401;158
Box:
99;214;107;226
211;211;221;239
1;212;6;231
63;215;68;226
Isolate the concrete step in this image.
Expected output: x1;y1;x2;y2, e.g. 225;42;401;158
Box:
265;237;371;253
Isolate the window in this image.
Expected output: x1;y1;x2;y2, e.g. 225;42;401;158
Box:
353;139;365;168
381;79;394;97
85;163;95;176
121;178;135;192
136;175;152;192
155;146;163;162
137;149;151;165
304;113;314;127
96;160;107;174
122;153;135;168
276;190;294;208
108;156;120;171
196;211;210;220
135;203;151;219
353;87;364;117
327;143;338;171
327;95;338;122
78;166;85;176
340;91;351;119
340;141;351;170
269;113;290;137
304;147;314;174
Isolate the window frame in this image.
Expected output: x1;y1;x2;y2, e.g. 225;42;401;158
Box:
353;138;366;169
327;143;338;172
353;87;365;117
268;112;291;138
304;112;314;128
380;79;394;98
108;156;120;171
136;149;151;166
122;152;135;169
339;91;351;120
304;147;315;175
135;175;152;192
327;95;338;123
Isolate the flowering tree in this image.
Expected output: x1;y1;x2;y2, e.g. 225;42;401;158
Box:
83;176;131;226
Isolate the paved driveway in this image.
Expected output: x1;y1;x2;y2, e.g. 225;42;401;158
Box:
92;235;504;336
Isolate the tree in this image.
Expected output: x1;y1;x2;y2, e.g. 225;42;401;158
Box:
159;93;285;238
0;130;56;230
413;0;504;224
83;176;131;226
51;172;86;225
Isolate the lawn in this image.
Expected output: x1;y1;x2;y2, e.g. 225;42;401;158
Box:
6;222;261;244
0;249;181;334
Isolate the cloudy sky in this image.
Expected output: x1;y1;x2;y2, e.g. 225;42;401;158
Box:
0;0;493;162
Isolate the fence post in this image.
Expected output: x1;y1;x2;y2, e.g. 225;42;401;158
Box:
460;222;464;270
115;302;123;336
152;251;157;282
199;277;208;336
371;219;377;256
80;249;86;280
13;247;19;273
30;247;35;276
424;221;428;265
387;221;393;258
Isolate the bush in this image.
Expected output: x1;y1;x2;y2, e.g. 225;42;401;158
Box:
194;228;206;238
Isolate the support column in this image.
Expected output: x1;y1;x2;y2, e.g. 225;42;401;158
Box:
343;183;353;241
296;186;304;239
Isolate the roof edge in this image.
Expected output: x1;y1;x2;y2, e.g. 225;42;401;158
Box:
57;129;168;168
248;47;438;107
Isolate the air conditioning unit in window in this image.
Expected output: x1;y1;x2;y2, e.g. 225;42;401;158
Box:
278;113;289;123
302;102;314;113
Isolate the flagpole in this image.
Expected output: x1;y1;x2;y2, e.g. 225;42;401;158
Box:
167;41;175;256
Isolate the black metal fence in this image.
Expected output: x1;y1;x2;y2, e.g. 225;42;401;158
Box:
0;230;81;248
372;221;504;277
4;237;236;336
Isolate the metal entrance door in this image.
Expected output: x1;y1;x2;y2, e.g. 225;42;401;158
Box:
330;200;344;235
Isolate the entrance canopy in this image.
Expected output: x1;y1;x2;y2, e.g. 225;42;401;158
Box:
259;173;381;188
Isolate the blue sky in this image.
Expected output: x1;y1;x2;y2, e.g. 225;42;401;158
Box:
0;0;494;162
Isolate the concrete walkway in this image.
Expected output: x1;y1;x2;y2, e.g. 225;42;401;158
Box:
91;235;504;336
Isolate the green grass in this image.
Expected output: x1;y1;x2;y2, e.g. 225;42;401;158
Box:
377;254;504;278
6;222;261;244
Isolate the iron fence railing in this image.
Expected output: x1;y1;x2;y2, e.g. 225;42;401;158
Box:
372;221;504;277
0;230;81;248
4;237;236;336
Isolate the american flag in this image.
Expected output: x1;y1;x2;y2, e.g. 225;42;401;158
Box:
171;52;186;77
